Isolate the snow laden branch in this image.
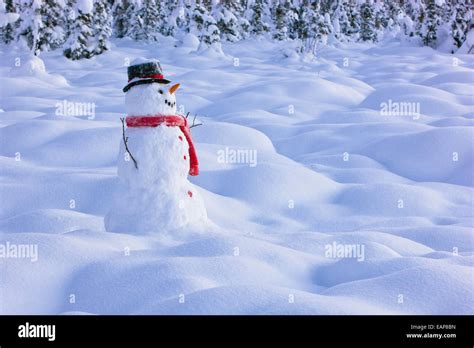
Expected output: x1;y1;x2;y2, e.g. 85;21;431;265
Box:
120;117;138;170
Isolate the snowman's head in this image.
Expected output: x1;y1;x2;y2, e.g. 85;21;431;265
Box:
125;82;180;117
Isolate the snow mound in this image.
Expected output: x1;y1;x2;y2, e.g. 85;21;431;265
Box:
359;83;470;117
389;225;474;252
8;55;68;86
335;183;449;216
10;55;46;76
28;127;120;167
323;264;474;314
180;33;200;50
362;128;474;186
421;71;474;86
76;0;93;14
195;43;226;59
141;285;392;314
191;121;275;151
0;12;19;27
194;161;338;210
314;257;436;287
0;209;104;234
201;78;367;115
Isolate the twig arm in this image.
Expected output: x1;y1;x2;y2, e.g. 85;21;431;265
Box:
120;117;138;169
189;113;203;128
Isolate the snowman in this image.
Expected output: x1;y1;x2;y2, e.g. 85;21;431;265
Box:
105;59;207;234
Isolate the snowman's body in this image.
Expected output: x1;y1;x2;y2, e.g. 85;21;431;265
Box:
105;82;207;233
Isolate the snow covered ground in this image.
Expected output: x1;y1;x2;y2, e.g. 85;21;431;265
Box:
0;36;473;314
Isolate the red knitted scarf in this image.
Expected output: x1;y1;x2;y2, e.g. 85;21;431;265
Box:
125;115;199;176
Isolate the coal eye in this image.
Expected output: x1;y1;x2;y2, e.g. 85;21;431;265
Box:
158;90;163;94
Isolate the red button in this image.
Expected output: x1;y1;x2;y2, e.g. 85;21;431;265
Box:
178;136;183;141
183;155;187;160
187;191;193;198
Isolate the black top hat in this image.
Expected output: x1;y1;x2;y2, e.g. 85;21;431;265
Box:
123;60;171;93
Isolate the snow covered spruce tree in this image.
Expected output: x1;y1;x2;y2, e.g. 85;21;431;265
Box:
414;1;426;38
191;0;209;35
249;0;270;35
399;0;419;37
202;18;221;47
374;1;388;34
385;0;402;28
199;6;223;52
273;1;288;40
292;1;309;52
63;0;76;41
160;0;180;36
112;0;129;38
92;0;112;55
422;0;442;47
39;0;67;51
177;0;194;33
311;1;332;51
128;1;146;41
16;0;44;54
129;0;162;41
360;0;377;42
286;1;301;40
0;0;18;44
238;2;251;38
64;0;94;60
16;0;66;54
295;0;316;52
315;8;332;45
271;0;298;41
215;0;242;42
331;0;349;41
451;0;471;49
0;0;20;44
343;0;360;38
123;0;139;37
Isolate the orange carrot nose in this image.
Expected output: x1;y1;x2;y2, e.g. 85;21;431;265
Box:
169;83;180;94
